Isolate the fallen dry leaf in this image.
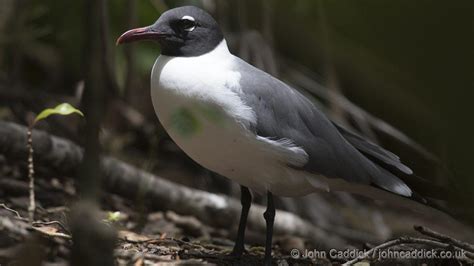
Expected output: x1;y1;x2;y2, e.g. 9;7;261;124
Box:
118;230;152;243
34;226;59;235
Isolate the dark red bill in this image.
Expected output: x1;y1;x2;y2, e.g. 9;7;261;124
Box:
116;26;163;45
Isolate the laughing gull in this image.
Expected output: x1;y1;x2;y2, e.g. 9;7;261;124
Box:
117;6;438;265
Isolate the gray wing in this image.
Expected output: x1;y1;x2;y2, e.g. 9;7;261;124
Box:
332;122;413;175
233;58;412;197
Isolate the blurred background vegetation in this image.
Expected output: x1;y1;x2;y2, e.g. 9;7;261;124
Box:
1;0;473;240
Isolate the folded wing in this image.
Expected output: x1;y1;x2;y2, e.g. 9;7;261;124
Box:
233;57;412;198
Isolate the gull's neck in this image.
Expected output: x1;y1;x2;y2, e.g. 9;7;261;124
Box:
206;40;231;57
160;39;232;60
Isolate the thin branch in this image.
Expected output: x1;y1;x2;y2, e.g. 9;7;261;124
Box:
415;225;474;253
30;226;72;239
0;203;28;221
0;208;71;239
1;203;70;235
343;236;473;265
32;220;71;235
27;128;35;222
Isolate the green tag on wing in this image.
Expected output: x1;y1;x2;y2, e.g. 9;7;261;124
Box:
169;107;201;137
194;104;225;125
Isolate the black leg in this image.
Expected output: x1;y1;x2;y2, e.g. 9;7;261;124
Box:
263;191;275;266
231;186;252;257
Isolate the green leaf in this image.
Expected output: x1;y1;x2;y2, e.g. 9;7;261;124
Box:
34;103;84;124
106;211;122;223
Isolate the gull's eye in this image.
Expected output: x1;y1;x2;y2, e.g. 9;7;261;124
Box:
180;15;196;32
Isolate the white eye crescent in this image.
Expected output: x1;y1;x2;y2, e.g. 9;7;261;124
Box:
181;15;196;32
182;15;195;21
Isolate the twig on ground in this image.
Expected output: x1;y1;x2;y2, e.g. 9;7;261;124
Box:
1;215;71;240
32;220;71;235
1;203;71;237
30;226;72;239
115;249;173;262
414;225;474;253
343;235;474;265
0;203;28;221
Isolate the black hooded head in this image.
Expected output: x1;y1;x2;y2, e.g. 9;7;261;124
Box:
117;6;224;57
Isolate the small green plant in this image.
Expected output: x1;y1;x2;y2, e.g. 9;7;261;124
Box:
104;211;122;223
33;103;84;124
27;103;83;222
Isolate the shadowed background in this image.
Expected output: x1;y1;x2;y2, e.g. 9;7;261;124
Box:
1;0;473;249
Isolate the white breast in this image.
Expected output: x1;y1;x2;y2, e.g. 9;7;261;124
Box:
150;41;318;196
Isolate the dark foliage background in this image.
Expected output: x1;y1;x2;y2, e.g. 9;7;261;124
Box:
0;1;473;263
